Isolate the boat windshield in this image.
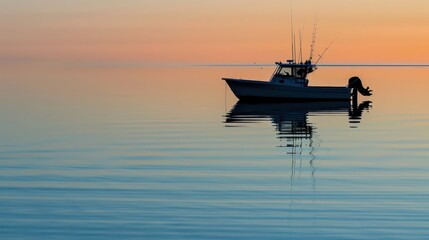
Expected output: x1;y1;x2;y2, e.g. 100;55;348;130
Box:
278;67;292;76
271;62;312;81
279;66;308;79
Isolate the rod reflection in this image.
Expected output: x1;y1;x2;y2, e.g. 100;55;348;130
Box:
224;100;371;189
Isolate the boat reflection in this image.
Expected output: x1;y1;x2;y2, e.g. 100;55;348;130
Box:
224;100;371;189
225;100;371;131
349;99;372;128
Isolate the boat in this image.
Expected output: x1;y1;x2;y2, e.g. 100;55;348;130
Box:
223;59;372;102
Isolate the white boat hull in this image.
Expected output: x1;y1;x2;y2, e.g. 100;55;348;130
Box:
223;78;352;101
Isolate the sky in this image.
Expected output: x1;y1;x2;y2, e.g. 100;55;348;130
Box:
1;0;429;64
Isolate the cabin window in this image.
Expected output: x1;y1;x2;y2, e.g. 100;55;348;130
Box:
296;68;307;78
279;67;292;76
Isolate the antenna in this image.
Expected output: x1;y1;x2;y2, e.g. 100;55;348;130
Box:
309;15;317;61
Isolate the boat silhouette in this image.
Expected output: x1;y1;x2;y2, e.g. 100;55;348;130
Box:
223;61;372;101
222;24;372;101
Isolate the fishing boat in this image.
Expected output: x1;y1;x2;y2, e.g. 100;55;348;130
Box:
223;59;372;102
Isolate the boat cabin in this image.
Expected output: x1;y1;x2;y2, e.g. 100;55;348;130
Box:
270;60;314;87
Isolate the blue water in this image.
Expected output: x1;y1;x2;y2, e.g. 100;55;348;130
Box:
1;64;429;239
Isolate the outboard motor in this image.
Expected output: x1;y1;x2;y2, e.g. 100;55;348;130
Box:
348;76;372;96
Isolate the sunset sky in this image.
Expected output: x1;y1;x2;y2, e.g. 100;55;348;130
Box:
1;0;429;64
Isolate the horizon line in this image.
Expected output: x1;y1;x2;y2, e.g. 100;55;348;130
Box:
2;59;429;68
191;63;429;67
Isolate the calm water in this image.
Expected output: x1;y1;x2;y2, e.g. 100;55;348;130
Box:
1;63;429;239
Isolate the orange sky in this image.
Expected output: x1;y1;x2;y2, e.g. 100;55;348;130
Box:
1;0;429;64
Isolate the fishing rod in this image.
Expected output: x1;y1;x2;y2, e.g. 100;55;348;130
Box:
315;40;335;65
290;0;294;62
309;16;317;61
299;29;303;63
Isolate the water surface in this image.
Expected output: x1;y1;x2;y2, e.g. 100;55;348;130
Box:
1;63;429;239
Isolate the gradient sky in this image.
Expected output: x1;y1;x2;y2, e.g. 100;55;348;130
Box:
1;0;429;63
